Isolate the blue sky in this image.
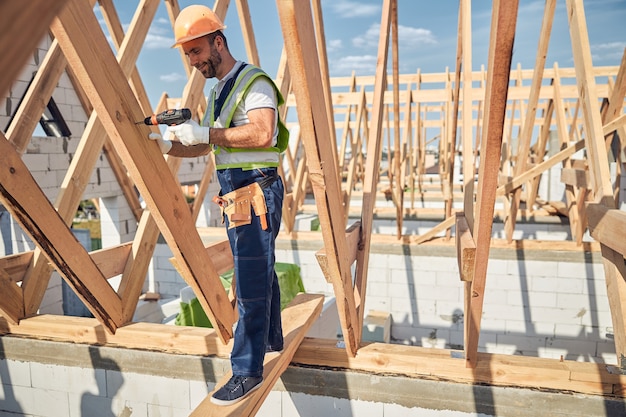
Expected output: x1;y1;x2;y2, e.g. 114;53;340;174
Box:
100;0;626;109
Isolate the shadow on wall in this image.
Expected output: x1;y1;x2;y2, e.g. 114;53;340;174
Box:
81;346;125;417
0;338;24;416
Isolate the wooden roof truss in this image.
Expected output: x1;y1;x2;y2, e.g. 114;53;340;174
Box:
0;0;625;414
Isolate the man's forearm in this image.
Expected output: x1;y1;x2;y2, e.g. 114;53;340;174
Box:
209;123;272;149
167;141;212;157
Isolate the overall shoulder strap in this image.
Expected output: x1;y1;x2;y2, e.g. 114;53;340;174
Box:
213;63;248;120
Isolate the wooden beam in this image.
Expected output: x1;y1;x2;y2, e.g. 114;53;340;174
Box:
354;0;394;348
51;0;235;342
587;204;626;259
235;0;260;66
0;131;122;332
1;316;624;398
0;1;68;98
461;0;474;231
552;62;583;242
561;168;590;188
496;139;585;196
190;293;324;416
567;0;626;366
566;0;614;202
455;213;476;282
22;0;158;317
315;221;362;283
0;269;24;324
466;0;518;368
276;0;359;356
5;39;67;155
505;0;556;242
171;240;234;277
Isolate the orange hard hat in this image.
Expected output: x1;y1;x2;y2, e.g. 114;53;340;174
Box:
172;5;226;48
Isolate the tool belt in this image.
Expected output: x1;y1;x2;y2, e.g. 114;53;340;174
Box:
212;174;278;230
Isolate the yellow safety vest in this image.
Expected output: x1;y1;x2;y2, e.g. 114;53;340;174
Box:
204;64;289;170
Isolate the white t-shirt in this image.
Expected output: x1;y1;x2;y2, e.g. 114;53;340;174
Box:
214;61;279;146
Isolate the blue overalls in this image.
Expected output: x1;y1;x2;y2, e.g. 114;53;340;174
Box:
208;62;289;378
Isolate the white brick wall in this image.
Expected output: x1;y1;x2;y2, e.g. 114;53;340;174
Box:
146;237;617;364
0;357;496;417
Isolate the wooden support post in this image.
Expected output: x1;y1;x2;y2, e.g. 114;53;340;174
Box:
354;0;394;348
276;0;360;356
465;0;518;368
505;0;556;242
567;0;626;368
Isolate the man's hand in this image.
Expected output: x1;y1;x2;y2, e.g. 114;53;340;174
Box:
148;132;172;154
168;119;210;146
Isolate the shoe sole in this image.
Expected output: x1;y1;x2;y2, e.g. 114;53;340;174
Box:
210;380;263;406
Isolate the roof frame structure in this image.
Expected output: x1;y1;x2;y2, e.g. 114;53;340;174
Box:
0;0;625;414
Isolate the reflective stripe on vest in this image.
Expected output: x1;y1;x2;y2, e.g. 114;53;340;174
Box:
204;65;287;170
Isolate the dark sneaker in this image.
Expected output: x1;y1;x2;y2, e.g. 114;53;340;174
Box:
266;345;283;354
210;375;263;406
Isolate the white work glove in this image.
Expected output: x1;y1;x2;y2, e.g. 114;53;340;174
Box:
168;119;210;146
148;132;172;154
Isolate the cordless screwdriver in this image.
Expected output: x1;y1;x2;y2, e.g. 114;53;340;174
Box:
137;108;192;126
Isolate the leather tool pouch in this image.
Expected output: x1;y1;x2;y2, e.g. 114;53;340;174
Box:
215;182;268;230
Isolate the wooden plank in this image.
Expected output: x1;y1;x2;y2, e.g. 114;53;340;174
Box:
552;62;582;242
0;269;24;324
0;315;232;357
496;139;585;196
326;66;620;88
461;0;474;231
0;131;122;332
561;168;590;188
2;315;622;398
235;0;260;66
190;293;324;416
354;0;394;348
311;0;340;173
414;214;457;245
90;243;133;278
566;0;614;202
505;0;555;243
587;204;626;258
0;1;68;98
276;0;359;356
466;0;518;368
5;40;68;155
604;113;626;136
567;0;626;365
171;240;234;277
455;213;475;282
0;252;33;283
601;47;626;127
292;339;625;397
315;222;361;283
51;0;235;342
23;0;158;317
126;0;215;318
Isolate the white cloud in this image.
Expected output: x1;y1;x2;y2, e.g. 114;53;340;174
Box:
326;0;380;18
331;55;378;76
160;72;185;82
398;25;437;47
143;22;175;49
352;23;437;49
591;42;626;63
327;39;343;53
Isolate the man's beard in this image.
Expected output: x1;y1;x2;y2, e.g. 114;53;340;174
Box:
200;50;222;78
